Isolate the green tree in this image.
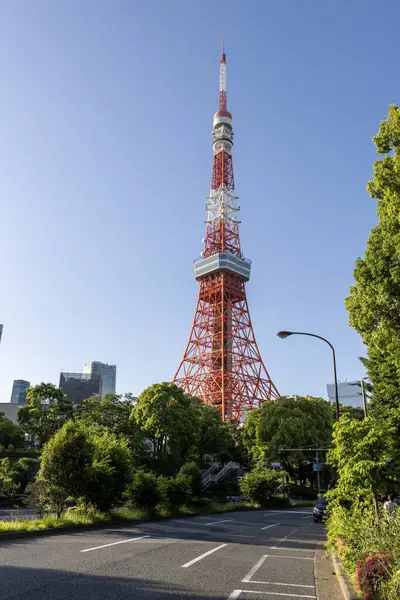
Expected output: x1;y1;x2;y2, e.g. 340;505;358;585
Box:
177;462;203;497
345;105;400;412
0;412;23;448
84;428;132;510
327;414;400;518
240;468;284;507
124;471;161;512
79;393;135;437
132;383;201;472
0;457;33;503
40;421;131;510
17;383;74;447
23;479;68;519
195;403;235;462
40;421;93;502
158;474;192;509
0;458;20;502
243;396;332;469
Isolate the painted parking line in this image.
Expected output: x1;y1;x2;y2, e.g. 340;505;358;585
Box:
248;581;315;589
270;546;313;552
229;590;316;598
266;554;314;560
80;535;150;553
263;510;313;514
204;519;234;526
261;523;280;530
228;591;242;600
242;554;268;582
273;529;298;546
181;543;228;568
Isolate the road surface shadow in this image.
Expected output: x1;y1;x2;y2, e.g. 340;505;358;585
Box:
0;566;227;600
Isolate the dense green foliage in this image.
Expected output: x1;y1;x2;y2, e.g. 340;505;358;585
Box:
124;471;161;511
132;382;235;473
242;396;332;481
240;469;284;507
79;393;136;437
346;105;400;411
0;412;23;448
159;474;193;509
176;462;203;497
327;504;400;599
40;421;131;510
327;414;399;510
326;409;400;598
0;457;36;504
325;106;400;599
17;383;74;447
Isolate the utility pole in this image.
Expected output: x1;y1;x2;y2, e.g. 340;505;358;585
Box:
316;450;321;496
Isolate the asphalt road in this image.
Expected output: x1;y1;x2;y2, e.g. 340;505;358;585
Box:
0;509;328;600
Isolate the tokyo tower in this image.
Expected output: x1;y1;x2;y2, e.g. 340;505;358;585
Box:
173;41;279;421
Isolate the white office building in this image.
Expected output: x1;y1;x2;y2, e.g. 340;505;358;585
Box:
83;361;116;397
326;381;363;408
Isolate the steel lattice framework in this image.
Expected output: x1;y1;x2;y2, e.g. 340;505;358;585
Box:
173;41;279;421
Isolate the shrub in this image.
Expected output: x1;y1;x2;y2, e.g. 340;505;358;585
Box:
239;469;284;507
177;462;202;497
124;471;161;511
327;505;400;600
40;422;131;511
355;554;393;600
24;479;68;519
159;474;192;509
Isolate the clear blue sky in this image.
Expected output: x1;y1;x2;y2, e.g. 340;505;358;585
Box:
0;1;398;402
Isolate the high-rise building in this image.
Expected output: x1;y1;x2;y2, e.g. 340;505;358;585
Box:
10;379;30;404
82;361;116;397
326;381;363;409
173;43;279;421
59;372;102;405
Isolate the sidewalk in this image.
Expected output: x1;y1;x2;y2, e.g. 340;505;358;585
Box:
314;548;346;600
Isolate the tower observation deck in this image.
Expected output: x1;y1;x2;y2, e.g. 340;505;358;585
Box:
173;41;279;421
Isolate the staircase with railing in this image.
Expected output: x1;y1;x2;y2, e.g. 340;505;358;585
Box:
201;461;240;489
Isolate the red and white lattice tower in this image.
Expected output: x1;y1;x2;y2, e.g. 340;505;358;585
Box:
173;41;279;421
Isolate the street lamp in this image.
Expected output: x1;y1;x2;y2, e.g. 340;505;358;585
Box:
57;405;88;428
277;330;340;421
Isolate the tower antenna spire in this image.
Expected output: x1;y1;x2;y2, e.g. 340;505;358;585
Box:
219;37;227;111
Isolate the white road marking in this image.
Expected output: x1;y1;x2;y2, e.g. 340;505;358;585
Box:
261;522;280;530
263;510;313;514
270;546;313;552
204;519;234;526
247;581;315;589
266;554;314;560
283;537;323;542
302;515;313;519
228;591;242;600
273;529;298;547
80;534;150;553
181;543;228;568
242;554;268;582
240;591;316;598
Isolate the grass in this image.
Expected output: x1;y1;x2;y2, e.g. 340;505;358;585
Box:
0;494;307;537
0;501;257;536
290;499;316;507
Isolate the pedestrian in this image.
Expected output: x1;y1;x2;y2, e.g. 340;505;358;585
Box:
383;494;398;515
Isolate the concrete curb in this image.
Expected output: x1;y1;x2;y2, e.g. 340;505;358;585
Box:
331;555;358;600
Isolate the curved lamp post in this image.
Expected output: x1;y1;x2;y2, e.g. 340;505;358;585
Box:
277;330;340;421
